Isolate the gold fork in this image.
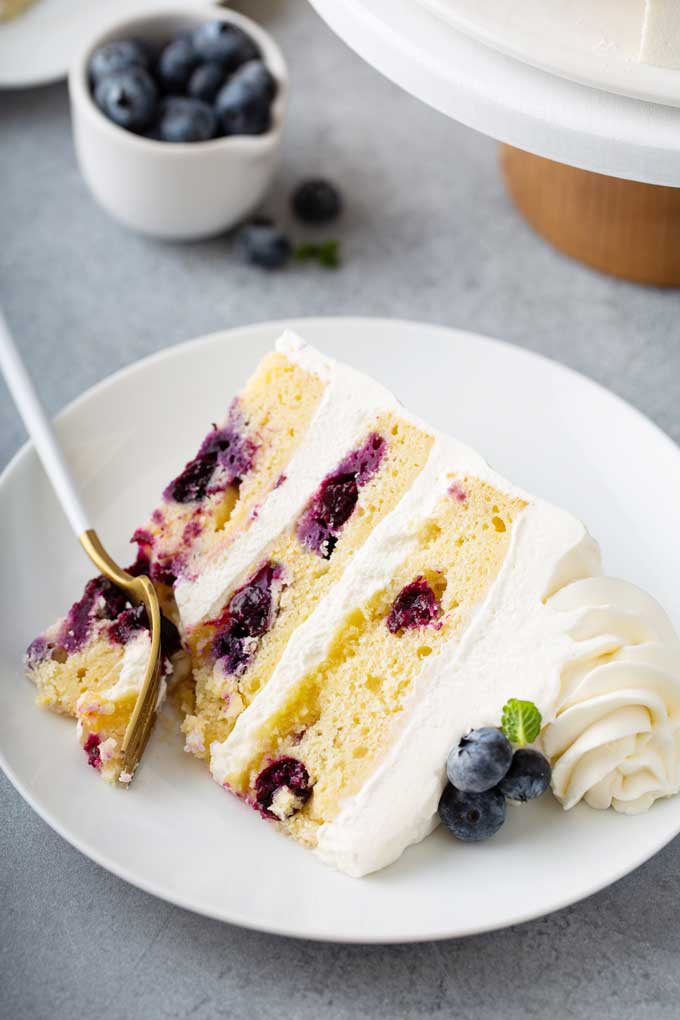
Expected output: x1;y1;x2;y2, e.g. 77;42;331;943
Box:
0;309;162;782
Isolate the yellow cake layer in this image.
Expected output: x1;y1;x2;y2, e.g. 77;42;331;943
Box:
138;352;326;591
31;637;125;717
182;412;435;757
30;633;133;783
225;478;527;845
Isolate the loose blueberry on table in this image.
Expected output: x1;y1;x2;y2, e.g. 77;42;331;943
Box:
237;219;292;269
438;699;552;843
292;179;343;224
89;21;277;142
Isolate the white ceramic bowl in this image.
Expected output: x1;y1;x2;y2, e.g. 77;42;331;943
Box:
68;7;288;240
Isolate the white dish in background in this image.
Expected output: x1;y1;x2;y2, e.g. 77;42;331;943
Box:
0;0;210;89
2;317;680;943
418;0;680;108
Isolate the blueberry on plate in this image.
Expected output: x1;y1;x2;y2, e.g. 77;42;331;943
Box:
192;20;259;70
158;97;217;143
187;61;225;103
292;179;342;224
94;67;158;133
157;36;198;92
498;748;552;802
89;39;150;84
447;727;513;794
438;783;506;842
215;66;272;136
237;219;291;269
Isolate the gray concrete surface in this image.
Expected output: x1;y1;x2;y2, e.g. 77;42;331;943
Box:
2;1;680;1017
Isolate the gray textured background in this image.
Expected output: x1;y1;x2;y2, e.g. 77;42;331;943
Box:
2;2;680;1017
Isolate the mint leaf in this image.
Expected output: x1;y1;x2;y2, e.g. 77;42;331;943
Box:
294;240;341;269
501;699;542;746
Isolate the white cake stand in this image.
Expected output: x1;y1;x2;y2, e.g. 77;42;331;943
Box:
308;0;680;283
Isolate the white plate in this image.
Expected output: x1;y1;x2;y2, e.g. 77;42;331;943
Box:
0;0;206;88
2;317;680;943
418;0;680;108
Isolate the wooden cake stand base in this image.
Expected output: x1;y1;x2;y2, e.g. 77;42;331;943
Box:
501;145;680;287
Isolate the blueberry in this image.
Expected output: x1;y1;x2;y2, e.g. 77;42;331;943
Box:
438;784;506;842
447;727;513;794
215;70;271;136
498;748;552;802
254;757;312;818
237;219;291;269
157;36;198;91
212;562;281;675
158;97;216;143
165;454;216;503
187;61;225;103
292;179;342;224
192;20;259;70
235;59;277;101
89;39;150;84
94;67;158;133
387;577;440;633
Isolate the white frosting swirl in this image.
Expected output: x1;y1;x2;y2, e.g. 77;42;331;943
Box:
543;577;680;814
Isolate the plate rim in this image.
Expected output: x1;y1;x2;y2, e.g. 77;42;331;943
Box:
2;315;680;943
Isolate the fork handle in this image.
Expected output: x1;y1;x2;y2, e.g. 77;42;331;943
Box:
0;309;91;537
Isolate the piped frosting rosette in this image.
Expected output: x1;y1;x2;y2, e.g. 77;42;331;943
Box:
542;577;680;814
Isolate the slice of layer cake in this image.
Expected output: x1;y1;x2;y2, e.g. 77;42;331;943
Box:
201;337;680;876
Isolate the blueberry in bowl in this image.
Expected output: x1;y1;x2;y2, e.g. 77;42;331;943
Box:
158;96;217;143
191;20;259;70
69;8;288;240
94;67;158;133
215;60;276;136
88;18;278;143
89;39;151;84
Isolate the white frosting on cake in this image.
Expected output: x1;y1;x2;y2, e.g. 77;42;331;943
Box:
106;631;152;701
641;1;680;68
543;578;680;814
203;333;680;876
